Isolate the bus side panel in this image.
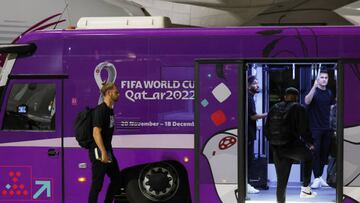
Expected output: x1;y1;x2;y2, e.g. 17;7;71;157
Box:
0;147;62;203
62;148;194;202
63;36;195;202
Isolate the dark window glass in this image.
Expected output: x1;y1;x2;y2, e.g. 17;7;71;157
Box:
3;83;56;131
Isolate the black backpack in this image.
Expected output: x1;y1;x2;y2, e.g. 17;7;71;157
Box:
74;107;94;149
264;102;296;146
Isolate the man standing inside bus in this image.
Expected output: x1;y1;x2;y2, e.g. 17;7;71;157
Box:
248;76;267;194
305;70;335;189
89;82;121;203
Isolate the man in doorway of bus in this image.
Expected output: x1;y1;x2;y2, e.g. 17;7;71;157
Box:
89;82;121;203
266;87;317;203
305;70;335;189
247;75;267;194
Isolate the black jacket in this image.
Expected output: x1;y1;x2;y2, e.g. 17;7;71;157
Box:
285;101;314;145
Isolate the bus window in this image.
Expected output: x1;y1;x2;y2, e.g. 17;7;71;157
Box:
2;83;56;131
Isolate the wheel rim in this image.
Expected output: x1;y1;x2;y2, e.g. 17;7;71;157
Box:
138;163;179;202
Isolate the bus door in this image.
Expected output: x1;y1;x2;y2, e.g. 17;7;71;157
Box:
341;59;359;203
0;78;64;203
195;60;246;203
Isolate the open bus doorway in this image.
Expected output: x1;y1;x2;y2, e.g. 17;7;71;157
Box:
246;61;339;203
195;59;342;203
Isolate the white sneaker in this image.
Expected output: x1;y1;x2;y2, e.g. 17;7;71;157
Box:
310;178;321;189
319;177;329;187
247;184;260;194
300;186;317;198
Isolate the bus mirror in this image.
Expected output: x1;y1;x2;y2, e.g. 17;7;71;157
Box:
0;44;37;56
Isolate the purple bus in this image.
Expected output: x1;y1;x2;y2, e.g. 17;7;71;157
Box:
0;25;359;203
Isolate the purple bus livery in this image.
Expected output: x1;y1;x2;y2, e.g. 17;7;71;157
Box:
0;23;359;203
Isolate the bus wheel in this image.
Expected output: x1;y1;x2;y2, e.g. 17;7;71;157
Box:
126;162;180;202
139;162;179;201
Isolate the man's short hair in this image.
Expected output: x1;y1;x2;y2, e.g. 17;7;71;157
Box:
101;82;116;96
285;87;299;96
319;69;328;74
248;75;257;85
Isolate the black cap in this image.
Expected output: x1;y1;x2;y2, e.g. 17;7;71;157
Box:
285;87;299;96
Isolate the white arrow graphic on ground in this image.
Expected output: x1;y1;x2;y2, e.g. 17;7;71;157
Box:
33;180;51;199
